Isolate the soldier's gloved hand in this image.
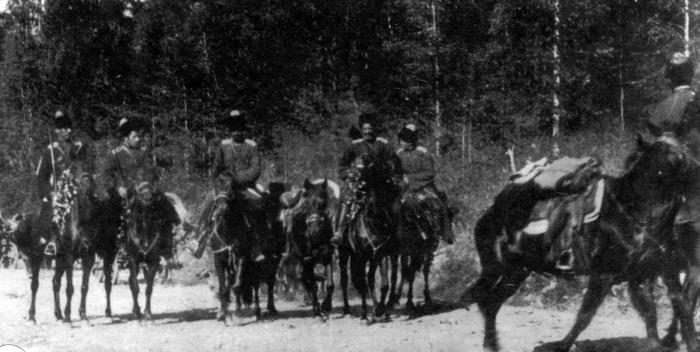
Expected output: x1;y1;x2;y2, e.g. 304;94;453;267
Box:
118;186;127;198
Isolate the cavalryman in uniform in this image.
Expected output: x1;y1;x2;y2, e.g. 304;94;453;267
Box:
649;52;700;155
331;112;402;246
189;110;265;264
395;123;454;241
103;118;179;260
36;110;95;256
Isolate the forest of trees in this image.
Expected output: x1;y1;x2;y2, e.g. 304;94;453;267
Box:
0;0;695;211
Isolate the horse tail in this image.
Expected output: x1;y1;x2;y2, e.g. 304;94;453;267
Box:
164;192;194;238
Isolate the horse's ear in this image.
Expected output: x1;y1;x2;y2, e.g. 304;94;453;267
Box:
646;121;663;137
636;132;651;151
303;179;313;190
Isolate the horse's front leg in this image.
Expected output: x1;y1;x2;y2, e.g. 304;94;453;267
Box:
102;252;116;318
554;272;615;352
627;277;660;348
128;259;141;320
27;256;41;323
52;256;65;321
63;255;75;323
79;254;95;321
386;254;399;308
339;249;351;316
422;252;434;307
144;258;158;320
321;257;335;315
377;256;390;320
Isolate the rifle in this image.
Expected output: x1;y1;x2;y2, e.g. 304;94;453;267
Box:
48;127;57;198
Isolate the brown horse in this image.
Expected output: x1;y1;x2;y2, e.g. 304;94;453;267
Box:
208;173;285;324
124;179;180;320
283;178;339;318
463;134;694;352
388;190;456;313
337;154;400;322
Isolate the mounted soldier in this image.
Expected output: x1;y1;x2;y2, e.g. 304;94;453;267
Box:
395;123;454;242
103;118;179;262
36;110;95;256
188;110;265;267
648;52;700;155
331;112;402;247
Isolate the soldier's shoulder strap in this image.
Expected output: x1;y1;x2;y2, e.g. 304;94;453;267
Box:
245;138;257;147
352;138;364;144
416;146;428;153
110;145;127;155
376;137;388;144
221;138;232;146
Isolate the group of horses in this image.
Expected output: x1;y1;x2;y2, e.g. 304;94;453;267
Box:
4;128;699;352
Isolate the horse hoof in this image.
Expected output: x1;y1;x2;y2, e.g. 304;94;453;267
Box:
342;307;351;316
267;307;279;317
405;302;415;312
374;306;386;318
216;311;226;322
660;334;679;349
321;301;332;313
105;309;112;318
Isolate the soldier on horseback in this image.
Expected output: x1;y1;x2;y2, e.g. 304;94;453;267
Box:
103;118;179;262
36;110;95;256
395;123;454;242
188;110;266;267
331;112;402;247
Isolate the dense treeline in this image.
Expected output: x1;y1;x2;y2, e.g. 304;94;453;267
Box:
0;1;692;142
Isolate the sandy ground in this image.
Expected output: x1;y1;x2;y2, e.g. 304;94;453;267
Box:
0;268;689;352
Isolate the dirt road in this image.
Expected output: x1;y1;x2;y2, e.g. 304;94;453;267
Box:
0;268;686;352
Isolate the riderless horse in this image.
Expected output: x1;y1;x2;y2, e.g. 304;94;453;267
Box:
463;134;694;352
281;178;339;318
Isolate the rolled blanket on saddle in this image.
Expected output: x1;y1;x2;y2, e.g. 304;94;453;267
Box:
510;156;601;194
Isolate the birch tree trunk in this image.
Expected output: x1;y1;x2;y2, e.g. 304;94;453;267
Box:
685;0;690;56
552;0;561;156
431;0;441;158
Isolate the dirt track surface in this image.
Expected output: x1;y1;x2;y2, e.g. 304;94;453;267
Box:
0;269;688;352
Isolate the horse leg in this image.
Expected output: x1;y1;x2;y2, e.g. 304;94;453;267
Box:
678;264;700;352
422;252;433;307
404;256;417;312
80;254;95;321
144;259;158;320
661;269;683;349
303;260;321;317
350;255;369;322
627;277;661;348
27;257;41;323
214;254;229;322
554;272;615;352
377;256;390;320
103;253;116;318
386;254;399;309
477;267;530;352
254;283;262;320
367;257;380;318
52;256;65;321
128;259;141;319
321;260;335;315
63;257;75;322
339;249;351;316
267;274;278;316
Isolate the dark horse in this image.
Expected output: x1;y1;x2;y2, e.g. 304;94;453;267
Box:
124;178;180;320
283;178;339;318
52;171;121;322
463;134;694;352
1;171;119;323
337;154;400;322
388;190;455;312
208;172;285;324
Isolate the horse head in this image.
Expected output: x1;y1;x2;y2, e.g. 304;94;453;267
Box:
625;132;692;203
298;179;332;245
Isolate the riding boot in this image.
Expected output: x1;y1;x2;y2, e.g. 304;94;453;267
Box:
232;257;245;289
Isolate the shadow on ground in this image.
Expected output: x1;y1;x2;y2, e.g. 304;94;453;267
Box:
534;337;666;352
